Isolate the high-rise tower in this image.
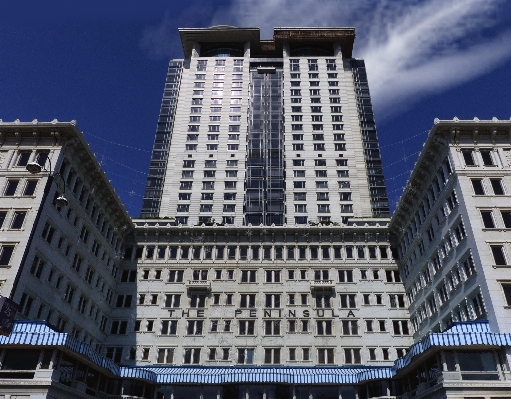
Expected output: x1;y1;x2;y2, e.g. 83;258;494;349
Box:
141;27;390;223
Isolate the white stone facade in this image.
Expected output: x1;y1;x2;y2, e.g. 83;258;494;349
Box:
391;120;511;339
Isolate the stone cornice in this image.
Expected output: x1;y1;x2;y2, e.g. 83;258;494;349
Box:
390;119;511;235
0;120;134;232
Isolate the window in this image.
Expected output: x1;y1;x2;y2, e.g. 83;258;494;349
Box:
342;320;358;335
338;270;353;282
156;348;174;364
168;270;184;283
315;294;332;308
265;294;281;308
4;180;19;196
10;211;26;229
318;204;330;213
23;180;38;196
190;294;206;308
295;216;307;224
184;348;201;364
16;151;31;166
491;245;508;265
392;320;410;335
316;320;333;335
265;270;281;283
42;222;56;244
164;294;181;308
264;348;281;364
159;320;178;336
462;255;476;278
202;181;214;190
344;348;361;364
471;292;485;318
294;204;307;213
237;348;254;364
501;210;511;228
318;348;334;364
239;320;255;335
223;204;235;212
110;320;127;335
264;320;281;335
186;320;203;335
28;256;45;278
481;211;495;228
291;106;302;112
469;179;484;195
340;294;356;308
490;179;505;195
480;150;494;166
462;149;475;166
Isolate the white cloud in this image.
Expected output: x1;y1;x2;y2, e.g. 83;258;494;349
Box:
141;0;511;119
214;0;511;119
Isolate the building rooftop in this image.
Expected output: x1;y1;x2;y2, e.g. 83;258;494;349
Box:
179;26;356;58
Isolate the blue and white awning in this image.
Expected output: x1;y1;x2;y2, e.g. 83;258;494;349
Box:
1;320;510;384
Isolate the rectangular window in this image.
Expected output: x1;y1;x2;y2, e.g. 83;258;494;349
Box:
265;294;280;308
338;270;353;283
264;348;281;364
481;211;495;228
316;320;333;335
392;320;410;335
340;294;356;308
341;320;358;335
491;245;508;265
239;294;256;309
164;294;181;308
4;180;19;196
318;348;334;364
264;320;281;335
237;348;255;364
501;210;511;228
157;348;174;364
480;150;494;166
289;59;300;71
490;179;505;195
23;180;38;196
463;149;475;166
183;348;201;364
10;211;26;229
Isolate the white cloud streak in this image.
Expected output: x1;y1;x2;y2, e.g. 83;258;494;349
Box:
211;0;511;120
140;0;510;120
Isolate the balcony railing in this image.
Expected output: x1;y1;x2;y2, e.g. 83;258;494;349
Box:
186;280;211;291
310;280;335;291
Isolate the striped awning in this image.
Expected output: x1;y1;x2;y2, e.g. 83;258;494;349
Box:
1;320;510;384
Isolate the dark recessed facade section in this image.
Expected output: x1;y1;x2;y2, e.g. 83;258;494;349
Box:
289;42;335;57
199;43;245;57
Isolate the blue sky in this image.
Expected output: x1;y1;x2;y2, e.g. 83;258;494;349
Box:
2;0;511;216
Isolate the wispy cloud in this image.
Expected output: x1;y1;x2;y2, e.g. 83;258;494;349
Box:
358;0;511;119
141;0;511;120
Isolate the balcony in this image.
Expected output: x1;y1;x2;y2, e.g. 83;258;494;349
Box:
186;280;211;292
310;280;335;292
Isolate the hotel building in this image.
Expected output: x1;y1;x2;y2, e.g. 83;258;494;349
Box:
0;27;511;399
